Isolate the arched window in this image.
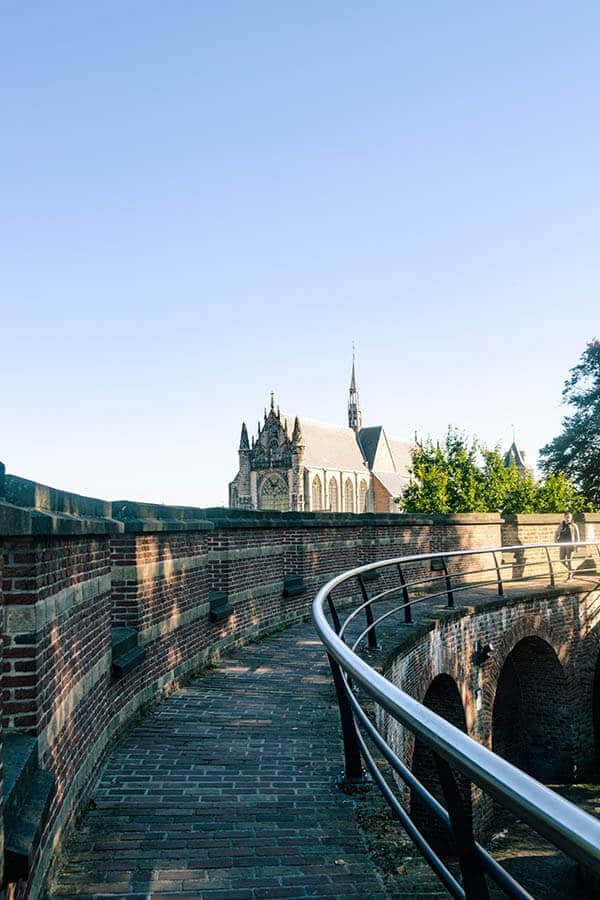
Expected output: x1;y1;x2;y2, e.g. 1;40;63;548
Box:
328;478;339;512
359;481;369;513
344;478;354;513
311;475;323;511
260;474;289;512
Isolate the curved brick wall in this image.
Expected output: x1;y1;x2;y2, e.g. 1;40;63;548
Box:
0;463;599;898
382;586;600;835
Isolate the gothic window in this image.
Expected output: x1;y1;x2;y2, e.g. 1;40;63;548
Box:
311;475;323;511
359;480;369;513
328;478;339;512
260;474;289;512
344;478;354;513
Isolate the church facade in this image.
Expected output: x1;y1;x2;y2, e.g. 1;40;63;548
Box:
229;362;413;514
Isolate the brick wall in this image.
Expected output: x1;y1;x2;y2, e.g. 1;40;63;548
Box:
383;588;600;837
0;471;596;897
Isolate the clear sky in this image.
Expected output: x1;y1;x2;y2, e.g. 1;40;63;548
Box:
3;2;599;507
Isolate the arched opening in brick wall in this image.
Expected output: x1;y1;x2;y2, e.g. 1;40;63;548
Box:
410;674;471;849
492;636;574;783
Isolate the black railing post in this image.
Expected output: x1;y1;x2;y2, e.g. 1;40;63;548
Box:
433;754;490;899
327;653;369;787
397;563;412;623
492;551;504;597
358;574;378;648
441;557;454;608
545;545;555;587
327;595;342;635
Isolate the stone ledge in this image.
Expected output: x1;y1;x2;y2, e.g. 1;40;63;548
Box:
4;734;56;886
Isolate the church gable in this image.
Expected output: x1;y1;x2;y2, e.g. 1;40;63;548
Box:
250;407;292;471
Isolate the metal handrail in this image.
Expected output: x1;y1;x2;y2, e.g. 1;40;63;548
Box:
313;540;600;898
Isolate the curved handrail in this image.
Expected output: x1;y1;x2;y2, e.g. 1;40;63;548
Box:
312;540;600;898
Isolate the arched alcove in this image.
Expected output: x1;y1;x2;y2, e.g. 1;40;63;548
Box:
410;674;471;848
492;636;573;782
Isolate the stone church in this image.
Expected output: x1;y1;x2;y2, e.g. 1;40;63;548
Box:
229;361;412;513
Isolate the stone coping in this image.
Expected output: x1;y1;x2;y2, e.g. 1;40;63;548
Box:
0;469;436;537
3;465;596;539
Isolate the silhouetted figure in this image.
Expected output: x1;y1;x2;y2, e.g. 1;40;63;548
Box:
556;512;580;580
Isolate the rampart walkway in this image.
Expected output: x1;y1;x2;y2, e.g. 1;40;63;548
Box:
48;576;599;900
49;617;414;900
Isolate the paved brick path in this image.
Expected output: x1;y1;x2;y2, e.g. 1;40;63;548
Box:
48;619;415;900
49;577;597;900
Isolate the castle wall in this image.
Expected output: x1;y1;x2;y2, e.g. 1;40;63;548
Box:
0;468;595;897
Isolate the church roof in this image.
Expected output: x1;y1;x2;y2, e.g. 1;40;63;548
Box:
372;471;410;497
359;427;412;476
286;416;368;472
504;441;527;470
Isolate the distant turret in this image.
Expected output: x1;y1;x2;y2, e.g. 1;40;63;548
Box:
235;421;253;508
290;416;305;511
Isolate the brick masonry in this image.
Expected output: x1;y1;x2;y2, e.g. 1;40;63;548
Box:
0;469;598;897
383;585;600;837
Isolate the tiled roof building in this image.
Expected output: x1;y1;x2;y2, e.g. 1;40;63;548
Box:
229;360;412;513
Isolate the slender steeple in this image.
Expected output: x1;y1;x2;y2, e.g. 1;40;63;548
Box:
348;347;363;431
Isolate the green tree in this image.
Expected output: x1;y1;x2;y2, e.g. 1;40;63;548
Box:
399;428;591;514
534;471;592;513
540;340;600;507
402;429;488;514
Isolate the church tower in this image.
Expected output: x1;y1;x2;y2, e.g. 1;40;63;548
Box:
348;351;363;431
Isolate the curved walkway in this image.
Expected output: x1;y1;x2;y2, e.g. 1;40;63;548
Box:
49;577;596;900
48;619;413;900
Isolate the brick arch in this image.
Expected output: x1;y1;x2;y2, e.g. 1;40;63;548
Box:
492;636;574;782
481;613;568;739
410;673;471;848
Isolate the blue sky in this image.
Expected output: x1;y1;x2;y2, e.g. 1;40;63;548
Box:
3;2;599;506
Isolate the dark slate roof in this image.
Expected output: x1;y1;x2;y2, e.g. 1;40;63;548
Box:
358;427;412;479
357;427;383;469
504;441;527;470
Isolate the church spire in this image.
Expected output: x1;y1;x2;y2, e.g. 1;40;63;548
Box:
348;347;363;431
239;422;250;451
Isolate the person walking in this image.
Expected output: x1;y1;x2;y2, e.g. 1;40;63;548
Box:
556;512;580;580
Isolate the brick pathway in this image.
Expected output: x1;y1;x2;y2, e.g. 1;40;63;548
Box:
48;619;416;900
49;577;598;900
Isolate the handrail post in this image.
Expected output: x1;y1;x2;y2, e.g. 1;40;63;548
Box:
326;653;370;787
492;551;504;597
358;574;378;648
327;595;342;635
433;754;490;899
545;545;555;587
397;563;412;623
441;557;454;608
